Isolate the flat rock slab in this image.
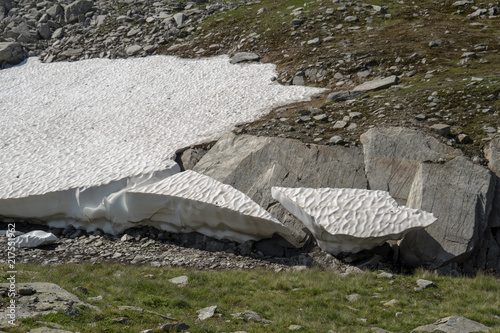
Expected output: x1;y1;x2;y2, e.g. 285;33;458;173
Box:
411;316;491;332
194;133;368;247
197;305;217;320
0;283;99;323
360;127;462;204
352;75;398;92
168;276;188;287
229;52;260;64
401;157;495;268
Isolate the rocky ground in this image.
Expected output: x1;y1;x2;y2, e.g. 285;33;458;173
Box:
0;220;383;275
1;0;500;275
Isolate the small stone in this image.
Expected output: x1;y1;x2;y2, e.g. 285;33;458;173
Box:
347;294;361;302
307;38;321;45
395;312;403;317
289;325;303;330
344;16;358;22
415;279;436;291
333;120;348;129
415;114;427;121
173;12;186;26
120;234;134;242
349;112;362;119
377;272;393;279
457;134;472;144
197;305;217;320
430;124;451;136
230;52;260;64
329;136;344;144
313;114;328;121
429;39;442;47
168;276;188;287
383;299;398;306
257;7;266;14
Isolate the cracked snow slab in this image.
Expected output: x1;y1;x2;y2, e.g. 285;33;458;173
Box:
272;187;436;254
0;55;324;235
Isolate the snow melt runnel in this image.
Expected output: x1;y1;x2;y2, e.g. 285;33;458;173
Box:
272;187;436;254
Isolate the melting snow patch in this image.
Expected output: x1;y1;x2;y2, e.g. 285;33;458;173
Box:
0;55;323;239
272;187;436;254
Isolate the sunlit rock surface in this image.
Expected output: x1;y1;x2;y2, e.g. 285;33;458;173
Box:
272;187;436;254
0;55;323;236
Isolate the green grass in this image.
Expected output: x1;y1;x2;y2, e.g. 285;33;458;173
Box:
1;264;499;332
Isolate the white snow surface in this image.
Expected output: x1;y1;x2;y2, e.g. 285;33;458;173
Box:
0;55;324;200
272;187;437;254
12;230;57;248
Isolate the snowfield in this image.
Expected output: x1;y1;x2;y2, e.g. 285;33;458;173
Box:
0;55;324;237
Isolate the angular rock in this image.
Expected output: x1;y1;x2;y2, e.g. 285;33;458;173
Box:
272;187;436;254
197;305;217;320
175;147;207;171
360;127;461;204
64;0;93;23
430;123;451;136
326;90;365;102
411;316;491;333
0;42;25;67
47;4;63;19
415;279;435;291
194;133;368;247
173;12;186;26
352;76;399;92
121;170;288;243
400;157;495;268
38;23;51;40
229;52;260;64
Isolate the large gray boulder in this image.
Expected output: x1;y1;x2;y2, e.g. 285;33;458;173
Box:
64;0;93;23
0;42;25;68
400;157;495;268
360;127;461;204
194;133;368;246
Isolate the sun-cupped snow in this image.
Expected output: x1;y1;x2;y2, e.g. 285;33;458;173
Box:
95;170;288;242
0;55;323;237
272;187;436;254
